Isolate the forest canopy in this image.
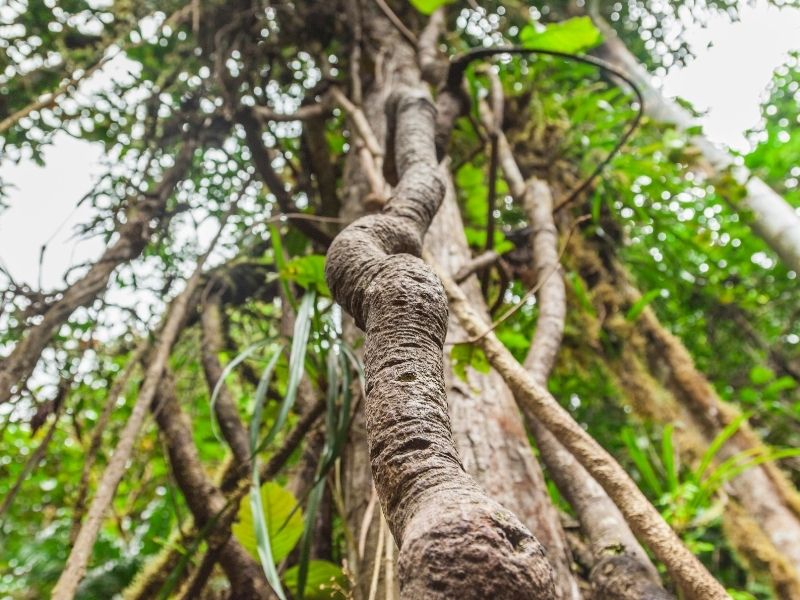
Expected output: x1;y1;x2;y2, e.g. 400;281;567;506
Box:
1;1;799;599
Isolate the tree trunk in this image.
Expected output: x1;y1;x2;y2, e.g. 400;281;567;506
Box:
570;231;800;596
426;174;582;600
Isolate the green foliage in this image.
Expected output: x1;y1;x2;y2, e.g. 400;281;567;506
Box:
408;0;454;15
234;482;305;564
625;289;664;322
282;255;331;297
520;16;603;54
450;343;491;381
621;419;800;552
234;486;348;600
283;560;348;600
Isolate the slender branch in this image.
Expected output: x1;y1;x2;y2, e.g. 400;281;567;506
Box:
437;265;728;600
70;342;147;543
442;215;589;345
252;101;330;123
0;139;199;405
454;250;500;283
52;207;233;600
440;46;644;210
201;294;251;466
152;371;269;598
0;382;68;521
330;86;386;200
238;107;334;248
479;74;672;595
372;0;417;47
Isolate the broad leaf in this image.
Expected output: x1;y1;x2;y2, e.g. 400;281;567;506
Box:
233;482;305;564
283;560;348;599
520;17;602;54
409;0;454;16
282;255;331;297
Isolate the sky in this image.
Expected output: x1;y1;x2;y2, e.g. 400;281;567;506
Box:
1;1;799;292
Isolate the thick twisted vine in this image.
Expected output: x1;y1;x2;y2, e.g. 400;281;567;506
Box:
325;86;554;599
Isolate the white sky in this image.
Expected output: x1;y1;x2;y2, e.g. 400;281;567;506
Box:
1;2;799;292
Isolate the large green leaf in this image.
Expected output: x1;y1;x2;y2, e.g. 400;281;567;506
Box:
233;482;305;564
283;560;348;600
282;255;331;297
409;0;454;16
520;17;602;54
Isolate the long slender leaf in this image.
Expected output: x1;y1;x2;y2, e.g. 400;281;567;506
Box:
209;338;272;443
695;412;750;481
297;345;342;598
254;290;316;456
248;346;286;599
621;428;663;497
661;424;679;492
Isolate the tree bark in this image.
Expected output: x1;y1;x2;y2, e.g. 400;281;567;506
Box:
201;294;251;466
439;268;728;599
325;8;555;596
426;173;582;600
152;371;270;599
478;86;671;598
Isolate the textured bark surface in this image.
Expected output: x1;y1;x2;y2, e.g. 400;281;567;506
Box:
336;14;397;595
519;181;669;598
427;175;582;600
326;84;555;598
482;88;671;597
325;11;556;590
440;270;728;600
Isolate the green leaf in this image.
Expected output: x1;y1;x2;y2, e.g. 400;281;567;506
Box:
763;376;796;396
621;428;663;497
233;482;305;564
409;0;454;16
625;289;663;322
283;560;348;600
748;365;775;386
254;291;316;456
696;413;750;481
520;17;602;54
282;255;331;297
450;343;491;381
661;424;679;492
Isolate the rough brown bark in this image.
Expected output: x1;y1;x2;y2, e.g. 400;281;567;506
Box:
480;88;671;598
325;11;555;593
0;141;197;405
426;175;582;600
439;267;728;599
